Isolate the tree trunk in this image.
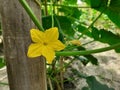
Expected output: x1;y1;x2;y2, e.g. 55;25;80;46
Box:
0;0;47;90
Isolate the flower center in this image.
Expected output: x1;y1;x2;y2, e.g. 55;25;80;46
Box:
43;42;48;46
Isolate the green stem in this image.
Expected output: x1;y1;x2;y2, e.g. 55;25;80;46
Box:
42;3;92;8
79;11;103;38
56;43;120;56
50;0;54;27
44;0;48;15
19;0;44;31
0;82;9;85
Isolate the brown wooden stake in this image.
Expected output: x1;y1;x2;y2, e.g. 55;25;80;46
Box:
0;0;47;90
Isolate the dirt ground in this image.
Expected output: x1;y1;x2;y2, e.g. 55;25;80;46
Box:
0;67;9;90
64;38;120;90
64;50;120;90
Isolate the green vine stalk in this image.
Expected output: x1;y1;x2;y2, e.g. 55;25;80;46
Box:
19;0;44;31
56;43;120;56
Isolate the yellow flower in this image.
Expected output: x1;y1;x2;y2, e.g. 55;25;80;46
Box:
69;40;81;46
27;27;65;64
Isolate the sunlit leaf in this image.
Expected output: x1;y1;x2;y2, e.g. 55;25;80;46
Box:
78;25;120;52
63;0;77;5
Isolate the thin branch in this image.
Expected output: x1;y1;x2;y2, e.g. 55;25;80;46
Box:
48;78;53;90
34;0;41;8
42;3;92;8
44;0;48;15
79;11;104;38
60;57;64;89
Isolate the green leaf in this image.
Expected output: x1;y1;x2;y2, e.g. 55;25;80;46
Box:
72;69;114;90
83;0;120;27
85;76;114;90
105;9;120;27
82;0;108;9
75;55;98;66
84;55;98;65
42;15;75;37
91;27;100;40
63;0;77;5
99;29;120;44
84;0;120;27
77;25;92;37
0;58;5;68
75;56;89;65
76;46;98;65
58;7;82;19
99;29;120;52
85;0;101;7
104;0;120;27
109;0;120;12
82;87;90;90
78;25;120;52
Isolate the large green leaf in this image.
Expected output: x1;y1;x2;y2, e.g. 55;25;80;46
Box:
72;69;114;90
42;15;75;37
105;9;120;27
109;0;120;12
101;0;120;28
83;76;114;90
77;25;120;52
99;29;120;44
81;0;108;9
104;0;120;27
92;27;120;52
83;0;120;27
82;0;101;7
58;7;81;19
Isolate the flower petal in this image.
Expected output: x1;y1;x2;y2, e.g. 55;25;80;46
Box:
49;40;65;51
27;43;43;57
45;27;59;42
30;29;44;43
41;46;55;64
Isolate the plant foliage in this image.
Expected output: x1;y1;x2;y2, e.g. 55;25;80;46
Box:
40;0;120;89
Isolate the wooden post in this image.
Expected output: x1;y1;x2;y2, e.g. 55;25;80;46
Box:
0;0;47;90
